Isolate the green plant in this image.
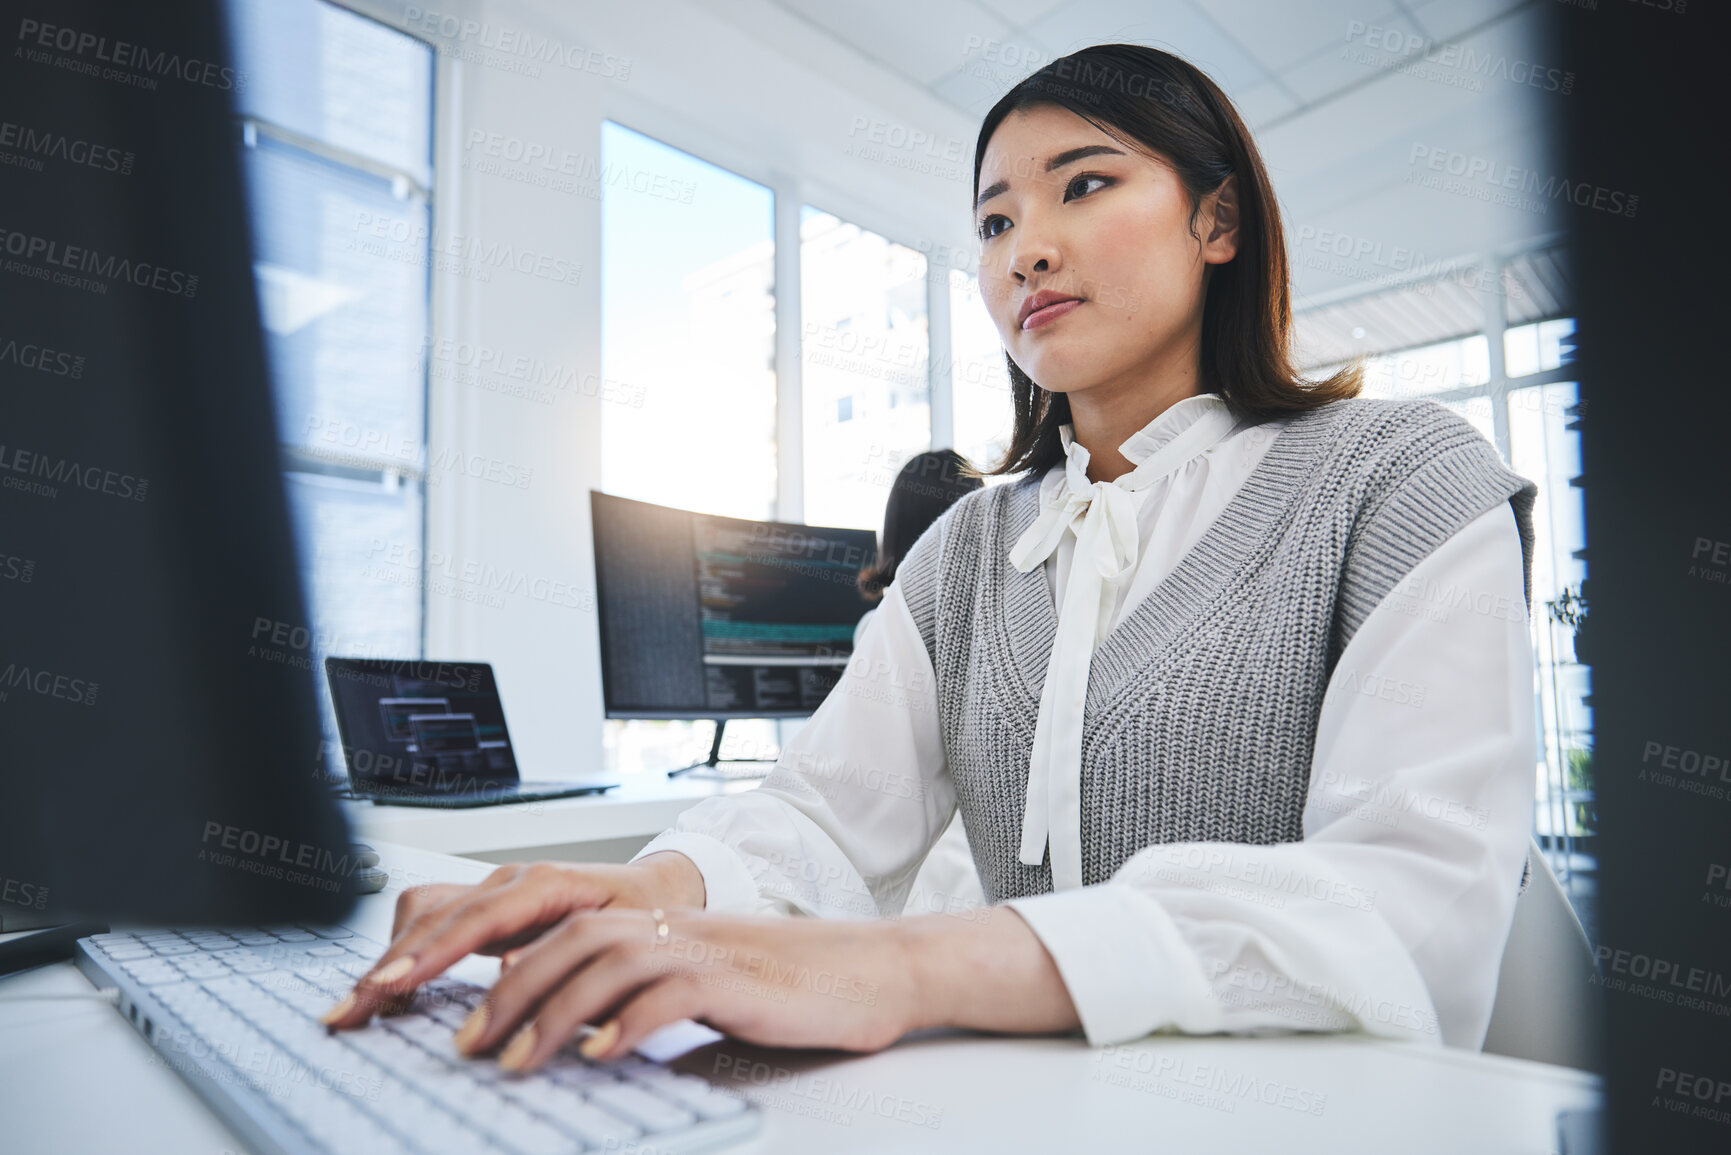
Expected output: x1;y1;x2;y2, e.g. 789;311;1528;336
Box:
1564;746;1595;835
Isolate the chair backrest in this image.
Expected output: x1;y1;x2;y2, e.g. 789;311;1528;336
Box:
1481;839;1603;1070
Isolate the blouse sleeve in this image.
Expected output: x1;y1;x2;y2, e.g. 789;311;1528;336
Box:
629;576;958;920
1000;500;1537;1050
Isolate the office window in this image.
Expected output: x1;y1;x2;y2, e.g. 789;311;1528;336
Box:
599;123;779;773
1357;334;1491;402
800;207;931;530
1509;379;1592;864
950;269;1015;482
600;122;777;522
225;0;434;765
1505;317;1577;378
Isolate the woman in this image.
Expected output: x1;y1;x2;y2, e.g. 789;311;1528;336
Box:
853;449;989;919
323;43;1538;1071
853;449;984;646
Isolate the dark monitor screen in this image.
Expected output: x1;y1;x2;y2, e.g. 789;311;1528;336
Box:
591;491;877;719
0;0;356;923
324;659;519;792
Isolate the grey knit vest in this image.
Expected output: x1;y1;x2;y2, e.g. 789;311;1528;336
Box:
895;397;1538;903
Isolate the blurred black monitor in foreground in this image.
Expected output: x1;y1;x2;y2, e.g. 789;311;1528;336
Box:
0;0;356;925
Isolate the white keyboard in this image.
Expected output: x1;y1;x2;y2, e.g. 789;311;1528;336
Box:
75;925;760;1155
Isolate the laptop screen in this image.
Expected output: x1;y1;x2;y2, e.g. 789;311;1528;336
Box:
324;659;520;793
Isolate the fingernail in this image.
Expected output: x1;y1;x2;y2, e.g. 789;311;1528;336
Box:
453;1004;489;1054
318;992;357;1026
367;956;415;985
579;1019;620;1060
500;949;522;972
498;1023;538;1071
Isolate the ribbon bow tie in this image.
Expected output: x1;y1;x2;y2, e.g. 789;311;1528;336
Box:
1004;401;1243;890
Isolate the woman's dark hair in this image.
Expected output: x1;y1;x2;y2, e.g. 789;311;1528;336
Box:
972;43;1362;477
857;449;984;601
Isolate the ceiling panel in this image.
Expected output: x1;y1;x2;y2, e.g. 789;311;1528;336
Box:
1022;0;1274;95
975;0;1073;25
1191;0;1402;74
1275;10;1426;105
773;0;1013;88
1407;0;1532;44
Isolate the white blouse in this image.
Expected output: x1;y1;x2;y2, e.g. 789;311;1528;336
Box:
634;393;1537;1052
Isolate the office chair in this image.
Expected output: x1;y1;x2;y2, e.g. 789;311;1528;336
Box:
1481;838;1604;1071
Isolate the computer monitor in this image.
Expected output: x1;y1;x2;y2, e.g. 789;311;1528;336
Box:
590;491;878;720
0;0;355;925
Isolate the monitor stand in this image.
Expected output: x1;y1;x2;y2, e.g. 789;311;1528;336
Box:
667;720;776;780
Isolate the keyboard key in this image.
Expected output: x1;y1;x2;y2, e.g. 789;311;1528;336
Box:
301;924;356;939
100;947;154;962
501;1078;643;1147
170;957;230;980
583;1082;697;1133
149;942;199;956
631;1068;750;1120
306;945;348;957
486;1101;574;1155
274;931;319;943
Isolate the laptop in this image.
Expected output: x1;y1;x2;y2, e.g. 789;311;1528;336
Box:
325;658;616;807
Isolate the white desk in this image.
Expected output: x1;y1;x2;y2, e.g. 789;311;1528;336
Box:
0;841;1602;1155
342;771;765;863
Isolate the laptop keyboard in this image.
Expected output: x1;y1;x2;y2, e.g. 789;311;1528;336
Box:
81;926;757;1155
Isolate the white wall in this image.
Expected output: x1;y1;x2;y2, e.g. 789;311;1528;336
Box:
344;0;982;776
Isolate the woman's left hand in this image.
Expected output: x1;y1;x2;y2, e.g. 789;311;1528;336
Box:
361;908;924;1072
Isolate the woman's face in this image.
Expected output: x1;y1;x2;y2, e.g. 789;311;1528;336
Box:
973;104;1238;399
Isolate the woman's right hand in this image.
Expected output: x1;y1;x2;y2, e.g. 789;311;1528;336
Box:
321;852;704;1027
